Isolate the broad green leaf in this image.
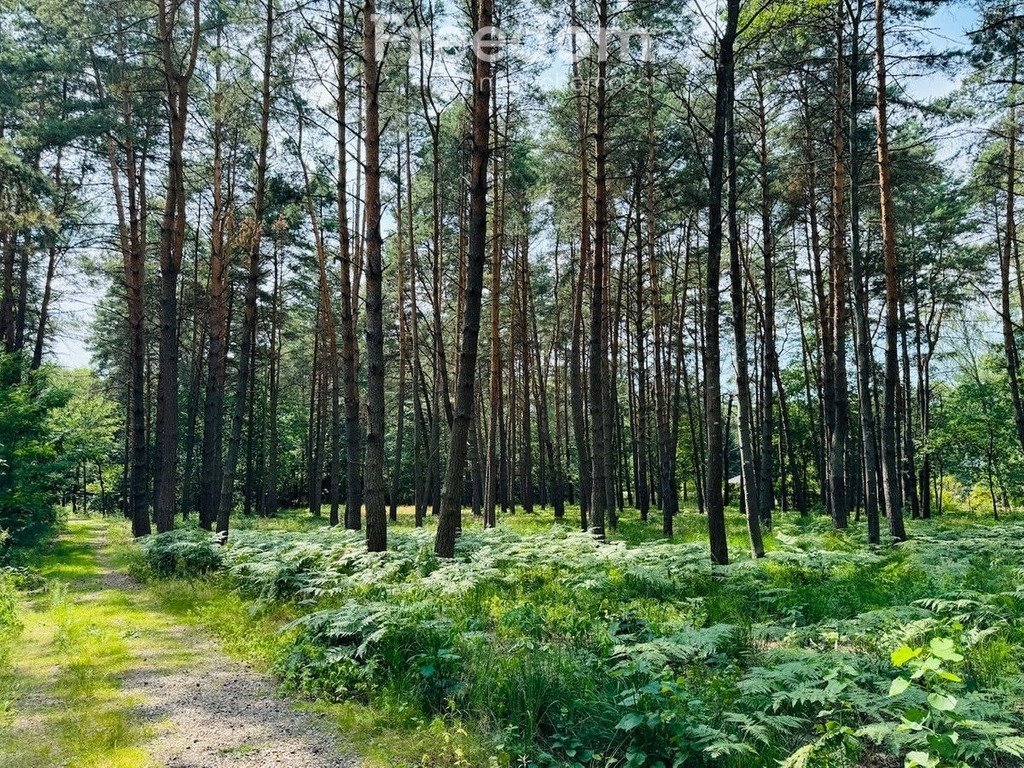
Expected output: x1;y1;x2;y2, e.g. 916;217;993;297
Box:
892;645;920;667
927;692;957;712
889;677;911;697
906;751;940;768
927;732;958;759
616;712;644;731
929;637;963;663
904;707;928;724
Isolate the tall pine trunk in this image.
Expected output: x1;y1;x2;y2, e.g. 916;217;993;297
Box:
704;0;739;565
1002;56;1024;453
434;0;492;557
847;0;881;543
754;73;776;527
727;73;765;559
218;0;270;536
153;0;200;532
588;0;612;539
874;0;907;541
363;0;387;552
199;49;229;529
830;5;850;529
337;0;363;530
263;237;282;517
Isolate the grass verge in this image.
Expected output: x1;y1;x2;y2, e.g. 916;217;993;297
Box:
0;520;158;768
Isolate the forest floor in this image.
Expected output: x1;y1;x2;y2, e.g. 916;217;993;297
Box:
0;518;358;768
5;507;1023;768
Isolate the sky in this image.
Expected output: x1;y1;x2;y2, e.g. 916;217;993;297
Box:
50;1;985;370
930;3;978;44
910;4;979;98
51;269;104;369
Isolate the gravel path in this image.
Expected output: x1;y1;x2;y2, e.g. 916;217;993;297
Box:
87;524;360;768
122;635;355;768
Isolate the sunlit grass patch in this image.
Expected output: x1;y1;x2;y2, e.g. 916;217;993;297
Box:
0;520;158;768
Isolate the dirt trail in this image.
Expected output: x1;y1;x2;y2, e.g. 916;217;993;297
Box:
121;634;353;768
5;520;358;768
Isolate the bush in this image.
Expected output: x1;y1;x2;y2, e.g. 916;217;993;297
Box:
137;529;223;577
0;571;21;673
0;356;121;551
0;573;19;635
0;355;66;548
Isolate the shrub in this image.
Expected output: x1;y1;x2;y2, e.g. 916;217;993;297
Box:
0;357;121;551
0;571;21;673
137;529;222;577
0;355;66;548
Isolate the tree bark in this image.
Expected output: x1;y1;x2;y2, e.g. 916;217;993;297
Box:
753;72;776;528
30;242;58;370
704;0;739;565
568;2;592;531
727;65;765;558
336;0;363;530
263;235;282;517
97;25;150;536
847;0;881;543
830;4;850;529
484;75;507;526
217;0;271;536
588;0;612;539
1003;56;1024;453
434;0;491;557
199;46;229;529
153;0;200;532
874;0;907;541
363;0;387;552
390;140;409;523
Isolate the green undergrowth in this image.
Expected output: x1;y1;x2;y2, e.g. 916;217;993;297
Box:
136;509;1024;768
230;502;769;553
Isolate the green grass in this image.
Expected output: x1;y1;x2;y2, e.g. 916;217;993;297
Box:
0;519;162;768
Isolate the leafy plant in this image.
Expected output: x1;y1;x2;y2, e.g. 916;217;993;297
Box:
884;638;971;768
137;529;222;577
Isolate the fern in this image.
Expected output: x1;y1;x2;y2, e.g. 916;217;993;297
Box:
136;515;1024;767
